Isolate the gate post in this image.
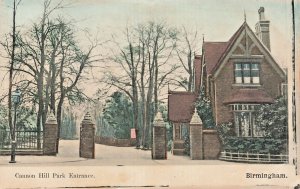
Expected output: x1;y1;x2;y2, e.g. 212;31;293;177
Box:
79;112;95;159
44;111;58;155
189;108;203;160
152;112;167;159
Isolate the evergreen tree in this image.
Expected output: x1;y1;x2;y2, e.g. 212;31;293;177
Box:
102;92;134;139
195;87;215;128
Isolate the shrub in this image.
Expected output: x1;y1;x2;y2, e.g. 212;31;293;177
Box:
217;121;287;155
255;96;288;139
223;137;287;154
217;122;235;145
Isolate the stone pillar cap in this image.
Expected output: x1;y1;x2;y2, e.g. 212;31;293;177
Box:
190;108;202;125
82;111;94;125
46;110;57;124
154;112;165;126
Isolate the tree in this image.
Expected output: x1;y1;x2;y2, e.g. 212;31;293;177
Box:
174;27;199;92
102;92;133;139
60;107;77;139
2;0;22;146
195;87;215;128
1;0;100;151
101;22;178;148
6;0;66;149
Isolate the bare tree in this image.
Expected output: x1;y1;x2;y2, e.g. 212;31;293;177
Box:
8;0;17;139
3;0;22;145
55;23;100;152
101;22;178;148
175;27;199;92
1;0;101;152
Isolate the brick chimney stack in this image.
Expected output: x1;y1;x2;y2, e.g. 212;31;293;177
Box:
255;7;271;51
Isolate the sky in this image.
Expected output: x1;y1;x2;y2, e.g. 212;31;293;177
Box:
0;0;298;99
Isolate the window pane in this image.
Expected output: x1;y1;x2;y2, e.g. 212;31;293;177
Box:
243;63;250;70
235;63;242;70
252;77;260;84
244;70;250;77
235;70;242;77
251;70;259;77
244;77;251;83
251;63;259;70
252;114;263;137
235;69;242;83
240;112;251;137
234;113;240;136
244;65;251;83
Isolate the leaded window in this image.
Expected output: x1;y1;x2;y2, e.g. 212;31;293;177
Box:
234;63;260;84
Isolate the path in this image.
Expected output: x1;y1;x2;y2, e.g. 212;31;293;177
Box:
0;140;237;166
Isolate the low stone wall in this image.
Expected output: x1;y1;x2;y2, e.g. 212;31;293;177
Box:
0;150;43;155
203;129;221;159
95;136;136;147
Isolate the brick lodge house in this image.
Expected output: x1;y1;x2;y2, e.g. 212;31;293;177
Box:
168;7;286;156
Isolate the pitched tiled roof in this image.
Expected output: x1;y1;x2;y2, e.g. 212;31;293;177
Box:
223;89;274;104
168;91;197;122
204;42;229;74
204;22;246;75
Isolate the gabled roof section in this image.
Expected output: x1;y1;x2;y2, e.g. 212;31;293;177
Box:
210;22;285;79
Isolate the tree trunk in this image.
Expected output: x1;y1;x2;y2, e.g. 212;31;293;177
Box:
139;43;146;147
50;62;56;114
43;63;52;128
8;0;16;139
129;43;140;147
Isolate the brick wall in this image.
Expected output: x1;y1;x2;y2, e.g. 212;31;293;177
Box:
213;57;284;125
95;136;136;147
203;130;221;159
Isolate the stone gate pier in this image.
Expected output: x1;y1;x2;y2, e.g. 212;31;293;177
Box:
44;111;58;155
152;112;167;159
79;112;95;159
189;108;203;160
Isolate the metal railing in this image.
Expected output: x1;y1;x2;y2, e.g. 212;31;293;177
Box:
0;129;43;150
219;151;288;163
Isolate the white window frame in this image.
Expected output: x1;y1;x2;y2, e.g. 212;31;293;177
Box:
234;62;261;85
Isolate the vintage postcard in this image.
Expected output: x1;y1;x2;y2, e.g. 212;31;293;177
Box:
0;0;299;188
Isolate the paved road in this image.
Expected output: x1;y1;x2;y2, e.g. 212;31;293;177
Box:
0;140;237;166
0;140;295;189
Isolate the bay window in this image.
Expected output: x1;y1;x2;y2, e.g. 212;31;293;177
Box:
232;104;263;137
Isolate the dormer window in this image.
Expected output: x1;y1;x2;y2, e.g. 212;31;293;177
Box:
234;63;260;84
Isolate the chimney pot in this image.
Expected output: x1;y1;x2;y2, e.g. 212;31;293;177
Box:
255;7;270;51
258;7;265;21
